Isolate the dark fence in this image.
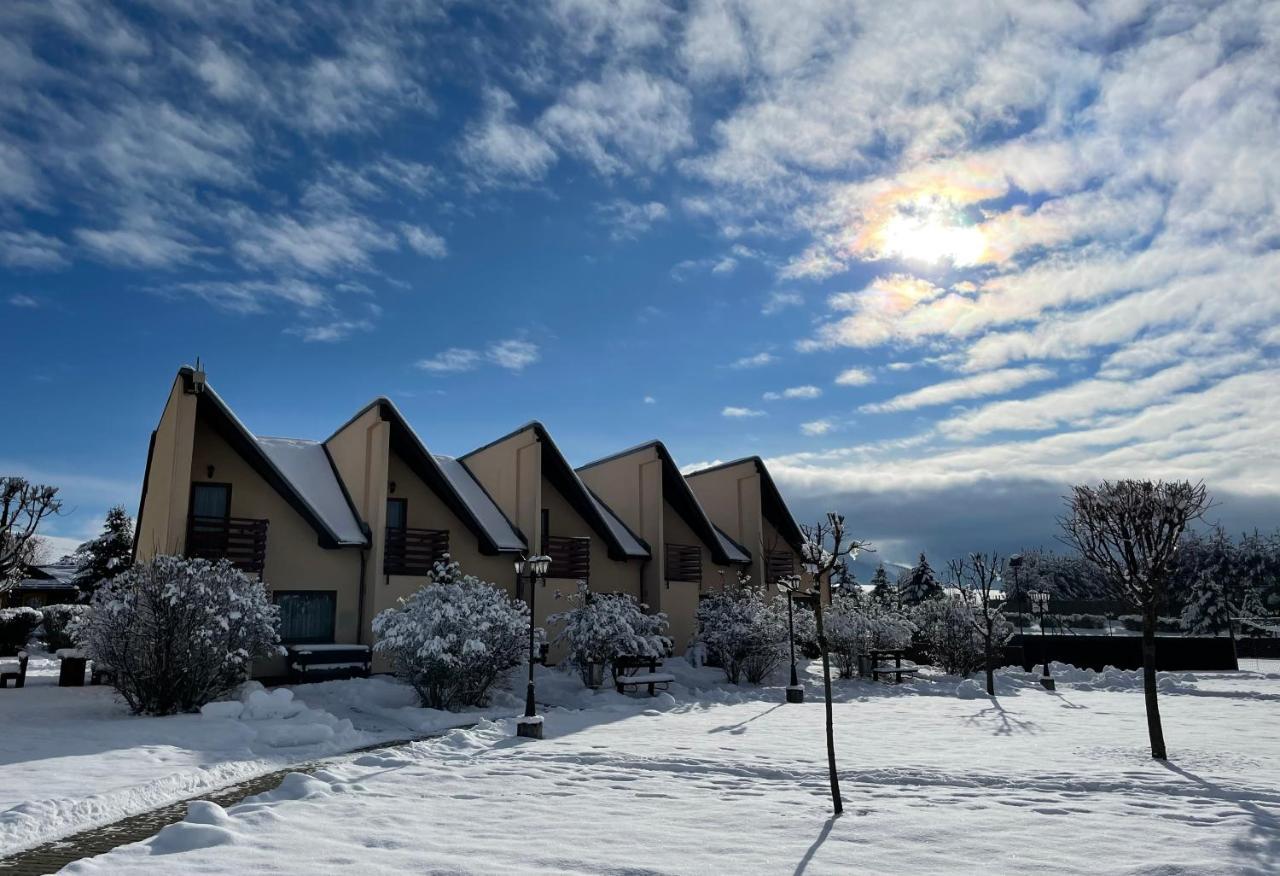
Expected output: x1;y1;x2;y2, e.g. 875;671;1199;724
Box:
1005;634;1238;671
1238;637;1280;659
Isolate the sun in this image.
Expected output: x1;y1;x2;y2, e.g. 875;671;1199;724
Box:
875;199;987;267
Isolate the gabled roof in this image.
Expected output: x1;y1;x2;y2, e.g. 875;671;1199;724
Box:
684;456;805;551
461;422;650;561
11;563;79;592
329;399;527;555
180;367;368;549
578;440;750;566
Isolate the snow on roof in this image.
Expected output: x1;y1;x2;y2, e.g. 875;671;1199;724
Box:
584;487;650;559
255;437;366;546
433;455;526;553
711;523;752;565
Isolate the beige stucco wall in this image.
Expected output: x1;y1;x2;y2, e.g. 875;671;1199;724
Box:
188;417;362;676
135;375;198;560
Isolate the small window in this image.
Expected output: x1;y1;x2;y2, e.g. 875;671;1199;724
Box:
274;591;337;644
386;498;407;531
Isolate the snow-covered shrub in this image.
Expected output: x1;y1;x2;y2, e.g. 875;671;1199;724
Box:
40;603;88;651
912;596;984;677
1180;573;1230;635
373;557;528;711
823;597;916;679
549;585;670;686
78;555;282;715
696;584;789;684
0;607;42;655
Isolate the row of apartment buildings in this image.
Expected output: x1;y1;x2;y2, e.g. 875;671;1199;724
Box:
133;366;814;675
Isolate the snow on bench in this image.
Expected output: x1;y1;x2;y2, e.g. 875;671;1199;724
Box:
613;656;673;696
620;672;676;685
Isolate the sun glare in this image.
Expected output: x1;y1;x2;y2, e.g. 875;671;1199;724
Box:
879;210;987;267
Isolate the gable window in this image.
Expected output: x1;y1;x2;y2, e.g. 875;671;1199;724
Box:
274;591;337;644
191;483;231;519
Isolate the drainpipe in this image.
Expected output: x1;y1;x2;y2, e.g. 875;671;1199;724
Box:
356;548;368;645
639;558;649;608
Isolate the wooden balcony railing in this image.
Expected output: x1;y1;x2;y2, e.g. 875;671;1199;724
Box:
187;515;268;577
765;550;796;584
665;543;702;583
543;535;591;580
384;527;450;576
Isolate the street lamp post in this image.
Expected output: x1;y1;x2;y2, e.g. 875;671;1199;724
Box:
1008;554;1024;637
1030;589;1055;691
515;554;552;739
776;574;804;703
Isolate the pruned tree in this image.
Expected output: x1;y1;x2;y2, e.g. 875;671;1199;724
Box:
1060;479;1211;760
951;553;1014;695
1;478;63;589
801;513;873;817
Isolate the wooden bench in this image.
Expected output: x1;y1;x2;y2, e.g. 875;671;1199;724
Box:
286;644;372;683
613;656;674;697
56;648;88;687
1;651;28;689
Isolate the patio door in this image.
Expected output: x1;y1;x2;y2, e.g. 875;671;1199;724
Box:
189;483;232;554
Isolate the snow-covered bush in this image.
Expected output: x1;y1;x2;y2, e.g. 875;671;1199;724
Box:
78;555;282;715
696;583;789;684
373;557;528;711
549;585;670;686
912;595;984;677
823;597;915;679
40;603;88;651
0;606;42;655
1180;572;1230;635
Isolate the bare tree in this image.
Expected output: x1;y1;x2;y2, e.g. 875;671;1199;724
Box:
1060;480;1210;760
951;553;1013;696
800;513;873;817
1;477;63;589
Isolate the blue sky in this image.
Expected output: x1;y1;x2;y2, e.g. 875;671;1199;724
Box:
3;1;1278;567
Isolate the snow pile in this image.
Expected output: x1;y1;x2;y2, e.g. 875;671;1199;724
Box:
1004;662;1198;692
196;683;357;749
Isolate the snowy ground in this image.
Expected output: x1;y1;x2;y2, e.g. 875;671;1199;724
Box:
11;657;1275;874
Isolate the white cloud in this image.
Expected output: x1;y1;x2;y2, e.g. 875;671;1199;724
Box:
76;225;203;269
834;367;874;387
7;294;39;308
730;352;777;369
0;231;67;269
722;406;765;418
764;385;821;401
460;88;557;183
286;319;374;343
400;223;447;259
231;211;397;275
170;279;330;314
487;339;540;372
800;419;834;436
761;290;802;315
643;395;657;404
597;199;669;240
416;348;480;373
861;365;1055;414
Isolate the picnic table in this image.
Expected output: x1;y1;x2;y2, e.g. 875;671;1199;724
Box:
858;649;919;684
613;655;674;697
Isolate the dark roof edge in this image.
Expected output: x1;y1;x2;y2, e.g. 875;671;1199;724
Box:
458;419;544;461
576;439;662;472
323;396;392;445
378;400;526;554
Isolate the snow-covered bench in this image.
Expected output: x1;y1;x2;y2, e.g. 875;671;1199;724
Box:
859;650;918;684
613;656;674;697
286;644;372;683
1;650;28;689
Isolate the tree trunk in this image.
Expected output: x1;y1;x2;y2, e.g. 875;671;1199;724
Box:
1225;586;1239;668
813;598;843;816
1141;602;1167;760
984;641;994;695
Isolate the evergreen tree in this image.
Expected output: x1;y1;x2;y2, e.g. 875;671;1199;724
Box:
73;506;134;602
831;558;858;600
870;564;895;606
1179;571;1229;635
899;552;942;605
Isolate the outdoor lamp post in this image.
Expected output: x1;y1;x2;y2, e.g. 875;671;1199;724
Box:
1008;554;1024;637
776;574;804;703
515;554;552;739
1030;589;1055;691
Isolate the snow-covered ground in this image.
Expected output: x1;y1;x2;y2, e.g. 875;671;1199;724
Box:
15;657;1276;874
0;652;510;853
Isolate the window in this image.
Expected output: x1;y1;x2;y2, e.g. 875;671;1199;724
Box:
386;498;407;531
191;483;230;519
274;591;336;644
